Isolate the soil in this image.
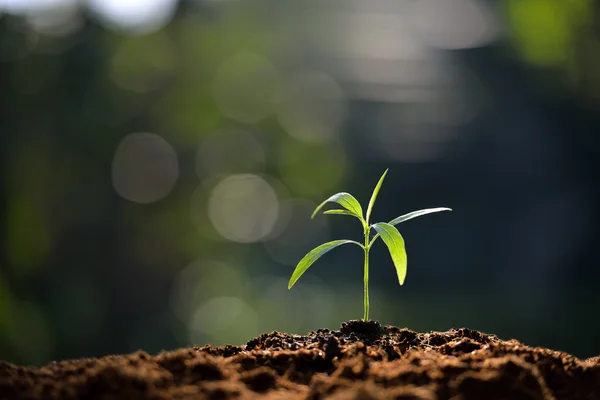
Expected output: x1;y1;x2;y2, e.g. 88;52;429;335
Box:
1;320;599;400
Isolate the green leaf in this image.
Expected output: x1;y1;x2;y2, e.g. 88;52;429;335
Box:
372;222;407;285
288;240;363;289
370;207;452;247
388;207;452;226
323;209;358;217
311;192;363;220
366;169;388;224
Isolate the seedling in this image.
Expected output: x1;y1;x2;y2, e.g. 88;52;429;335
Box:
288;169;451;321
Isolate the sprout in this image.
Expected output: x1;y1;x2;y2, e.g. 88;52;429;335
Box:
288;169;451;321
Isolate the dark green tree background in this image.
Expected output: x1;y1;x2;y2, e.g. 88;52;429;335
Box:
1;0;600;365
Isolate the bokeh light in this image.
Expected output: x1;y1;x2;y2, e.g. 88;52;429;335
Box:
0;0;69;13
277;70;346;143
277;139;347;197
409;0;501;49
0;0;83;37
505;0;586;68
212;52;281;124
251;275;335;333
111;132;179;203
264;199;330;266
109;33;176;94
374;103;461;163
170;259;246;324
188;296;258;345
87;0;177;34
196;129;266;180
207;174;280;243
249;275;306;333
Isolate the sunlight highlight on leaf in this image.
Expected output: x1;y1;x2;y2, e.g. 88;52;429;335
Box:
366;169;388;224
372;222;407;285
311;192;363;220
323;209;358;217
288;240;363;289
370;207;452;247
388;207;452;226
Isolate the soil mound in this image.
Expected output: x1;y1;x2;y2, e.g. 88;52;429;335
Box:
1;321;599;399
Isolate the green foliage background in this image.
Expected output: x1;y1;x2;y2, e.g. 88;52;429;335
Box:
2;0;600;365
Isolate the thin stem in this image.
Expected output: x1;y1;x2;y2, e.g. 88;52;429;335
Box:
368;233;379;248
363;226;370;321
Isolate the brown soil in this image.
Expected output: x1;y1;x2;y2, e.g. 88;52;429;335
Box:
1;320;599;400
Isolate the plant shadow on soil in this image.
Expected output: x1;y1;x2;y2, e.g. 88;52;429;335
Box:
1;320;599;399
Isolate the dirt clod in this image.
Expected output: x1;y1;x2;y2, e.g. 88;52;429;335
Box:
1;322;599;399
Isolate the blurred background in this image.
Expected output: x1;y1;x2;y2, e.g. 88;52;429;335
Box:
1;0;600;366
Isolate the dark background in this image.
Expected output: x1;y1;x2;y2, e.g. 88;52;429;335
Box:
1;0;600;366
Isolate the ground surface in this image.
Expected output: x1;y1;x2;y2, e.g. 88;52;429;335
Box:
1;320;599;399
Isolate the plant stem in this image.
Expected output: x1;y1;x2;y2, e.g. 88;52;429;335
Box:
363;226;370;321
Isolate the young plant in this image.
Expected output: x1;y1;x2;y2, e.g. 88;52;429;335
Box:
288;169;451;321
